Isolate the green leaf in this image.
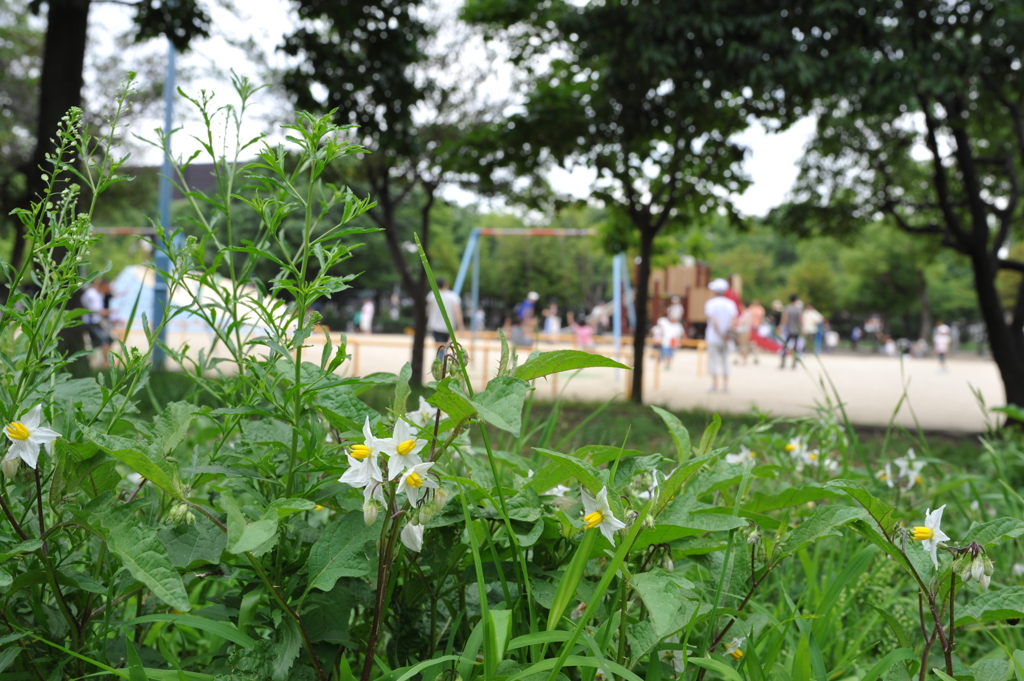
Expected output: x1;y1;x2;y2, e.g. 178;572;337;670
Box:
470;376;530;436
122;614;255;649
158;522;226;569
107;514;190;612
0;647;17;674
656;450;723;516
651;406;691;462
696;415;722;456
273;618;301;681
547;529;598;631
824;479;900;534
956;586;1024;626
0;569;10;589
963;517;1024;548
307;511;377;592
265;498;317;519
394;362;412;415
314;386;380;431
746;484;842;513
514;350;629;381
150;402;202;457
81;425;184;500
659;500;748;533
687;658;742;681
427;377;477;423
126;638;148;681
631;568;695;636
534;448;604;493
780;505;868;557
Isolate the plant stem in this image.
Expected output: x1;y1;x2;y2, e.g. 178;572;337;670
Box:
361;513;402;681
0;486;28;540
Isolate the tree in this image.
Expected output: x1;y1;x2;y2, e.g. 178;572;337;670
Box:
3;0;212;274
463;0;761;402
752;0;1024;414
282;0;493;385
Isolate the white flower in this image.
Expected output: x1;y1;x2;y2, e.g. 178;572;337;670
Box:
784;437;804;459
800;448;821;466
723;636;745;661
875;463;895;488
822;457;840;474
894;448;926;490
581;486;627;545
912;505;951;568
725;445;756;466
126;472;144;485
3;405;60;475
569;602;587;621
408;397;446;429
400;521;424;552
396;461;438;507
543;484;571;497
658;640;685;673
349;416;389;463
339;453;383;491
382;420;427;480
1012;562;1024;577
979;573;991;590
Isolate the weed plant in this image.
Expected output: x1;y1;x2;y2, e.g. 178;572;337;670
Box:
2;78;1024;681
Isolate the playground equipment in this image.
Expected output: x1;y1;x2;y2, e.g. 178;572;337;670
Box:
452;227;636;376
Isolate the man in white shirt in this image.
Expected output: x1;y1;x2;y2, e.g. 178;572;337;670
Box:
933;320;952;371
81;279;113;368
426;278;464;343
704;278;739;393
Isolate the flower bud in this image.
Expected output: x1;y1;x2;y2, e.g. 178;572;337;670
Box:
953;555;973;582
167;502;196;526
978;573;991;590
747;529;761;546
983;556;994;576
2;457;19;479
661;555;674;573
1013;562;1024;577
432;488;450;514
643;514;656;530
971;556;986;583
363;499;379;527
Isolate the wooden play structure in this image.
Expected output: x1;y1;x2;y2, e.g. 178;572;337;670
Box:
647;263;742;333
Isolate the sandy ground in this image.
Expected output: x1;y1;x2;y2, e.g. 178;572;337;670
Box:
131;330;1004;433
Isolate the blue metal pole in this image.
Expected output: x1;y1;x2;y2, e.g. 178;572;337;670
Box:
453;229;480;296
470;236;480;338
153;38;176;370
613;253;622;382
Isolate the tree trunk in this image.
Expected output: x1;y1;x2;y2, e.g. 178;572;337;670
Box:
971;251;1024;421
409;185;436;386
630;228;654;403
16;0;91;243
918;273;932;341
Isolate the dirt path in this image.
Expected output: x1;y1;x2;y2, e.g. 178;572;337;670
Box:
339;334;1004;433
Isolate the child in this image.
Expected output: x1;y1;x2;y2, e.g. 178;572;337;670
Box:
567;310;596;351
656;315;683;370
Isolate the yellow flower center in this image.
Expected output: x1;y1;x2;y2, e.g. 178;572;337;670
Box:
583;511;604;529
915;475;922;484
5;422;29;441
912;526;934;541
315;505;325;511
784;444;795;452
729;649;744;661
809;452;818;461
397;439;417;456
878;472;888;481
750;451;756;457
405;471;424;489
350;444;371;460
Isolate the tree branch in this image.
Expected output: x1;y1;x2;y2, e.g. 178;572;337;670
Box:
918;94;972;248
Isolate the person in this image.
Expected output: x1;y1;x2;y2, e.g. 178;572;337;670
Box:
666;295;684;323
567;310;596;351
851;326;862;351
426;278;464;343
704;278;739;392
655;315;683;370
82;279;113;368
517;291;540;331
802;303;825;354
359;297;375;334
542;298;561;343
934;320;952;371
471;307;486;333
777;294;804;369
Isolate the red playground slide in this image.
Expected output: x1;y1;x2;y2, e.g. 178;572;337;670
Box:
751;330;781;353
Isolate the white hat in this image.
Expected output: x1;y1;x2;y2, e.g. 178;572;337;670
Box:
708;278;729;294
527;291;540;301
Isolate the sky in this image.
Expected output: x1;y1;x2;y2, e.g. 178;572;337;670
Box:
85;0;816;219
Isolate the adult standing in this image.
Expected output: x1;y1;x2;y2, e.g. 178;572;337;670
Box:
82;279;113;369
359;296;375;334
542;298;561;343
934;320;952;372
802;303;825;354
517;291;540;334
426;278;464;344
704;279;739;393
778;294;804;369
